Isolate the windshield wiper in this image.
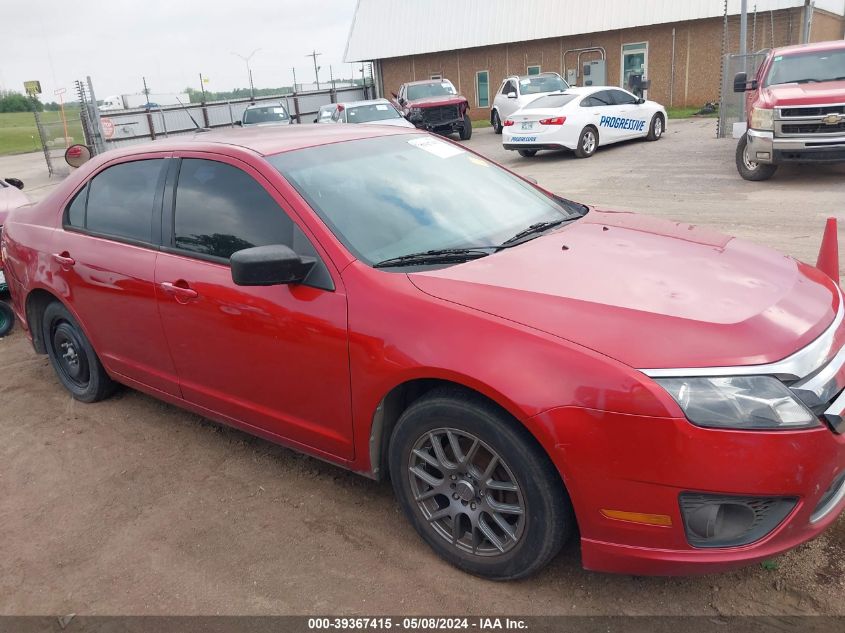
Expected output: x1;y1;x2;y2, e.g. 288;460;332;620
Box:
497;219;570;250
373;248;492;269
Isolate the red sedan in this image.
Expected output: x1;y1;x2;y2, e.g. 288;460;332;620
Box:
2;125;844;579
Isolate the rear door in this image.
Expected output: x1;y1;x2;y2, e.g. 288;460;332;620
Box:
154;154;353;459
57;155;180;395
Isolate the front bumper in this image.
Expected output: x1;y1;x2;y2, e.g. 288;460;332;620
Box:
531;405;845;575
747;128;845;165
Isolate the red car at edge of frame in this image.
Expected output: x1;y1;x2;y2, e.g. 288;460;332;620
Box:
2;123;844;580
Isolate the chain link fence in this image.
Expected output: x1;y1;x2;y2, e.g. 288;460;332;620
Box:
717;52;767;139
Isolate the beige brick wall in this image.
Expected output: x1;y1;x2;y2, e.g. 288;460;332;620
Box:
378;7;844;120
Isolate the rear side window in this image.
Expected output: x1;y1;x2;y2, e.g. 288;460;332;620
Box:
173;159;295;260
581;91;613;107
71;159;164;242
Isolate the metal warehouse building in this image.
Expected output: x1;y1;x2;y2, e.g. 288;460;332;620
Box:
344;0;845;118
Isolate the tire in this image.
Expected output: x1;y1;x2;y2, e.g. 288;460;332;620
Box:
574;126;598;158
42;302;115;402
736;133;778;181
459;113;473;141
517;149;538;158
389;388;574;580
0;301;14;338
646;113;664;141
492;110;503;135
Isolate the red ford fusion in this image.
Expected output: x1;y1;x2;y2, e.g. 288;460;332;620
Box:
2;125;844;579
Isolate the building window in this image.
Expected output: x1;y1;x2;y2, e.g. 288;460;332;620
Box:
527;65;541;75
430;74;442;80
621;42;648;96
476;70;489;108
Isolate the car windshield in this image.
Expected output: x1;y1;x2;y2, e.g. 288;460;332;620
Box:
525;93;578;109
243;105;290;124
318;108;335;121
519;75;569;95
269;135;584;266
407;82;456;100
346;104;402;123
765;49;845;86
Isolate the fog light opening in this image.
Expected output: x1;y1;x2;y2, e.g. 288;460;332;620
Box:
680;493;797;548
687;503;755;541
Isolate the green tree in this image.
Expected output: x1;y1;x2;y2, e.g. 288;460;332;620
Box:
0;91;43;112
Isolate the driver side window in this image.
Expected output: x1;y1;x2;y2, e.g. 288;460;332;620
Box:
502;80;517;95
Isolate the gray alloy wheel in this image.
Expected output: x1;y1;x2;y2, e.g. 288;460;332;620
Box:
408;428;526;556
574;126;598;158
735;133;778;181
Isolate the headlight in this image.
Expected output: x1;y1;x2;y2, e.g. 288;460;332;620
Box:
750;107;774;131
655;376;820;430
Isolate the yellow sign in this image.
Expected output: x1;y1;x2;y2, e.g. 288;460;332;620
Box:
24;80;42;95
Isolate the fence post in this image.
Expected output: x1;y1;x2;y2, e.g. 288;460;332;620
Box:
201;102;210;128
146;111;157;140
293;93;301;124
228;101;235;127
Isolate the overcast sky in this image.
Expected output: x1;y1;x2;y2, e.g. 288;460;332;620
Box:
1;0;359;100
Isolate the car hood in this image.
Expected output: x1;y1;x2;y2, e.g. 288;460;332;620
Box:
406;96;468;108
763;80;845;107
409;210;838;369
360;118;415;128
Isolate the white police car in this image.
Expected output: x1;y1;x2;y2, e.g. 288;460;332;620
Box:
502;86;666;158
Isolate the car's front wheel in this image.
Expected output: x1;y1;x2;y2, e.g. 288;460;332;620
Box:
736;133;778;181
646;113;664;141
42;302;115;402
459;113;473;141
389;388;573;580
492;111;503;134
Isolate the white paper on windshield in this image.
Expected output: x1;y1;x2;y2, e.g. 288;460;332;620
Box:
376;104;388;110
272;107;287;114
519;79;531;85
408;137;465;158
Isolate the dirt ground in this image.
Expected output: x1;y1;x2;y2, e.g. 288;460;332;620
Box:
2;120;845;616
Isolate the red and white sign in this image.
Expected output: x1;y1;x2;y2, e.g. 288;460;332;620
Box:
101;117;115;140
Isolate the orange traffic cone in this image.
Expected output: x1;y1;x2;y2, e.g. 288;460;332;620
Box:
816;217;840;285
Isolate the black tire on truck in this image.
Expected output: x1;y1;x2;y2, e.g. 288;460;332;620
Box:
459;113;473;141
492;111;503;134
736;133;778;181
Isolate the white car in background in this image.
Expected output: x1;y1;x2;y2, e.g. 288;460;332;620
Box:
502;86;666;159
239;102;292;127
331;99;415;128
490;73;569;133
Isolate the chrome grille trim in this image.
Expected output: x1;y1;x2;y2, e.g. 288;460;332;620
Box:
641;286;844;381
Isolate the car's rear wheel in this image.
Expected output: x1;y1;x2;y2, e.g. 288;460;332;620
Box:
517;149;538;158
42;302;115;402
389;388;573;580
492;111;503;134
574;126;598;158
646;113;664;141
736;133;778;181
459;113;473;141
0;301;14;338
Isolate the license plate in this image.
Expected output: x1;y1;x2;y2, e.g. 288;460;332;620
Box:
520;121;535;130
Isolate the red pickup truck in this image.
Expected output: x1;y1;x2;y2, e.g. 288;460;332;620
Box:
393;79;473;140
734;39;845;181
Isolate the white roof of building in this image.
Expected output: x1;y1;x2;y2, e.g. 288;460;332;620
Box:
344;0;845;62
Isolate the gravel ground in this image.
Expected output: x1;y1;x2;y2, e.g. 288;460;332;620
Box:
2;120;845;615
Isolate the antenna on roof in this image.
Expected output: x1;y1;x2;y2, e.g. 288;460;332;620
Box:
175;96;211;133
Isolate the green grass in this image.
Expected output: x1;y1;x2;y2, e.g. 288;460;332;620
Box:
0;110;85;155
667;106;718;119
472;118;492;129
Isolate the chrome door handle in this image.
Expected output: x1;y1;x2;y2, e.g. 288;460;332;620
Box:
52;252;75;267
159;281;199;300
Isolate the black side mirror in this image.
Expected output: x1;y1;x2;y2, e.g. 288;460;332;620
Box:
4;178;24;190
733;72;757;93
234;120;243;127
231;245;315;286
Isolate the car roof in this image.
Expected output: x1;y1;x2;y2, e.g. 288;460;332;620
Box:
507;72;562;81
97;124;422;158
773;39;845;56
404;79;452;86
337;98;393;107
244;102;287;109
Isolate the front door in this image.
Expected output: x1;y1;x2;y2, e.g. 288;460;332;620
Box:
154;155;353;460
622;42;648;98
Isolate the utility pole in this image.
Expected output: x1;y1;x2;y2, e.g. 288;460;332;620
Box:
802;0;814;43
740;0;748;56
199;73;206;102
232;49;261;101
306;50;322;90
292;67;298;93
142;76;151;99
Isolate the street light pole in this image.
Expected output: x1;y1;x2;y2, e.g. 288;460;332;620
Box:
232;49;261;101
